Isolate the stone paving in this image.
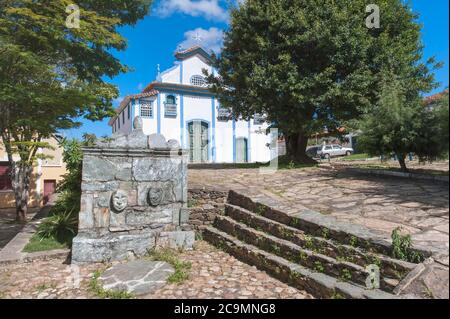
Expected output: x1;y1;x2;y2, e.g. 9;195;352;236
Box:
188;166;449;255
0;241;311;299
100;260;175;295
0;209;39;250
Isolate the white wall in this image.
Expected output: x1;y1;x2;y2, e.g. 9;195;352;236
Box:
161;64;181;84
182;56;211;85
160;92;181;142
136;97;158;136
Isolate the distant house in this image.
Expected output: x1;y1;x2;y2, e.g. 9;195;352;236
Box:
0;138;66;209
424;89;448;110
108;46;273;164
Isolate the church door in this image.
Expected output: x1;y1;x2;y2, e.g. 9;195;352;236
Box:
235;137;248;163
188;121;209;163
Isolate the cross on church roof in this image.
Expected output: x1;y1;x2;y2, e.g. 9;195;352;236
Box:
193;32;203;44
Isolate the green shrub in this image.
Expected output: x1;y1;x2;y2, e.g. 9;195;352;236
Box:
391;227;423;263
36;210;77;243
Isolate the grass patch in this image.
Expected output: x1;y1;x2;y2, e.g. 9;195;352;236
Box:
339;153;370;161
89;269;134;299
147;248;192;284
23;233;71;253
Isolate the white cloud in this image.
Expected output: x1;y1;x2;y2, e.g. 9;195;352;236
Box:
178;27;224;54
137;83;144;91
156;0;229;22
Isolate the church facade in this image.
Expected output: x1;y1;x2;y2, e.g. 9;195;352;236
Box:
109;46;272;163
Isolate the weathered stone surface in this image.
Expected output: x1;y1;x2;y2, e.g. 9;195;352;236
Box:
72;232;157;263
394;258;450;299
167;139;180;149
158;231;196;249
99;261;175;295
133;158;184;182
83;157;132;182
148;133;168;149
81;181;119;192
72;119;192;264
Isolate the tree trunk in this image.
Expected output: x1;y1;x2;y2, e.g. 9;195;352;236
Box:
12;163;33;222
397;154;409;172
285;132;316;164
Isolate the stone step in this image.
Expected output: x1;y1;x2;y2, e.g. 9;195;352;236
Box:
214;215;398;292
203;226;395;299
227;190;428;261
224;203;416;281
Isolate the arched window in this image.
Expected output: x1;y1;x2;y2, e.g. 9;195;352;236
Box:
190;75;206;87
165;95;176;105
164;95;177;118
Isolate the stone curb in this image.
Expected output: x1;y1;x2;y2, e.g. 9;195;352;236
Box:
345;167;449;184
0;249;70;266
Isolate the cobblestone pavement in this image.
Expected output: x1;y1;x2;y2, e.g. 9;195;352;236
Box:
188;166;449;254
0;241;311;299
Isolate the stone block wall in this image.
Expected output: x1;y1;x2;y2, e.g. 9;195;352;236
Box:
187;189;227;230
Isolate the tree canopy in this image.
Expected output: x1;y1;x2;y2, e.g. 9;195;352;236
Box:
0;0;152;220
207;0;439;162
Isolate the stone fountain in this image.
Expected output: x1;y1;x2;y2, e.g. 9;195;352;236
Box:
71;117;194;263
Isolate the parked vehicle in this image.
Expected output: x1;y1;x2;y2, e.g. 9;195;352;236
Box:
306;146;322;159
317;144;354;159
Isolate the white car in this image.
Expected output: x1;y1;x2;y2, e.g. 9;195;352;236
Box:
317;144;353;159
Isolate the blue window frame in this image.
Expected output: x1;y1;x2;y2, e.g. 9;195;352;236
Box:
127;104;131;119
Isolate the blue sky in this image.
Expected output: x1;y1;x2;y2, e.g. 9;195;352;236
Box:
63;0;449;139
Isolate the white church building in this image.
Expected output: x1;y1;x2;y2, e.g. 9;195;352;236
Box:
109;46;272;163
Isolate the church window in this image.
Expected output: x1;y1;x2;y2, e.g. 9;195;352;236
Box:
217;107;232;122
140;98;154;118
164;95;177;118
190;75;206;87
165;95;176;105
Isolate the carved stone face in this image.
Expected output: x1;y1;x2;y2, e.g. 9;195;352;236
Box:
148;188;164;207
111;190;128;212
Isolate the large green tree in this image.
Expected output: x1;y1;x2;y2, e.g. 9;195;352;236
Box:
207;0;438;162
0;0;152;221
358;80;448;172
